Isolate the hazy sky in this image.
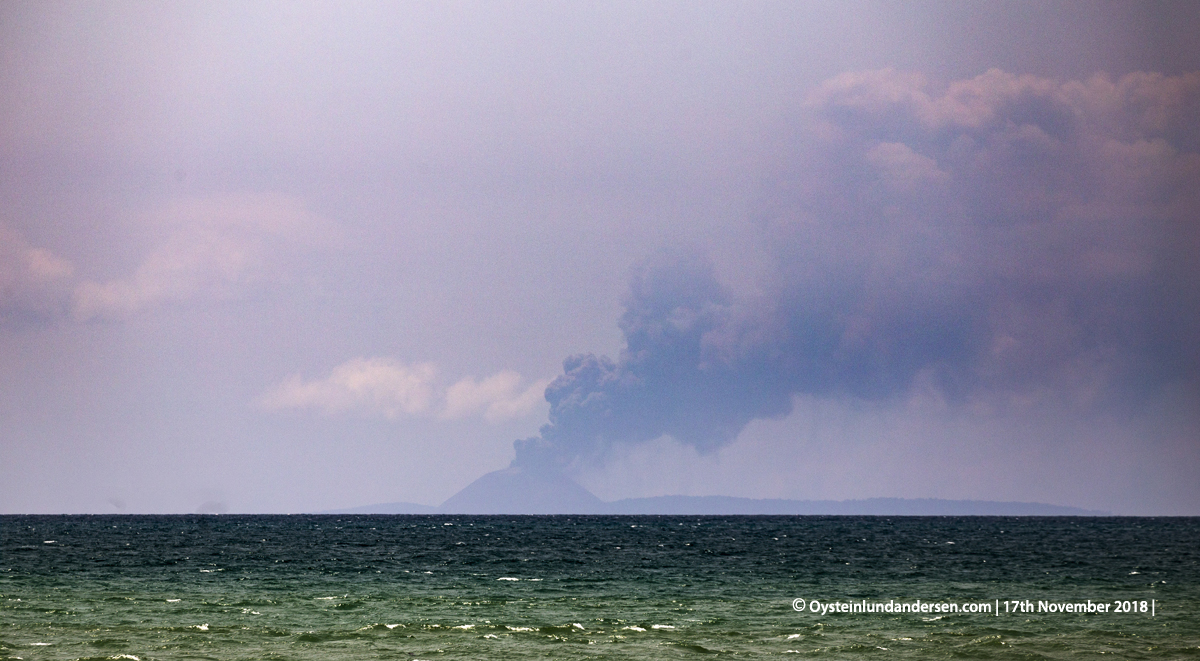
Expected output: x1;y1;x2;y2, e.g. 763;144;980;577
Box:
2;1;1198;515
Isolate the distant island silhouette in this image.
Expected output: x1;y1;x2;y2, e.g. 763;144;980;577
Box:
324;466;1109;515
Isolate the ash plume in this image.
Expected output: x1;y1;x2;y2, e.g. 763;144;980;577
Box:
516;69;1200;471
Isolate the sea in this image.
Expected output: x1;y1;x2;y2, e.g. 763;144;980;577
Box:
2;515;1197;659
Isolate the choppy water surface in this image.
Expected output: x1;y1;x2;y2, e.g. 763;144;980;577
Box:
2;515;1197;659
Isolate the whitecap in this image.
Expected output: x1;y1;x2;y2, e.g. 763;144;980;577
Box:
42;541;55;544
315;596;336;600
506;626;534;631
622;626;646;632
497;577;519;581
385;624;403;629
194;624;209;631
786;633;802;639
1130;571;1140;575
110;655;140;660
29;643;52;646
572;623;584;629
166;599;181;603
651;624;675;629
484;633;499;639
453;624;474;629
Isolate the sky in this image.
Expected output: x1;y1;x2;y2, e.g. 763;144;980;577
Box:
2;0;1198;515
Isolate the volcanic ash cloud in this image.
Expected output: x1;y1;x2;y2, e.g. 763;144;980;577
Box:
515;68;1200;471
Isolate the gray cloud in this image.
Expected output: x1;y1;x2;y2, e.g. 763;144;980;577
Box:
516;251;793;470
0;222;74;323
72;193;335;320
783;69;1200;406
517;69;1200;470
2;193;335;325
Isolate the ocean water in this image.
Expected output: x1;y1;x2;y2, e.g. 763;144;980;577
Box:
2;515;1197;660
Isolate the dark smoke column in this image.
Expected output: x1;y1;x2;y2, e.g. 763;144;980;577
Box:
514;252;795;471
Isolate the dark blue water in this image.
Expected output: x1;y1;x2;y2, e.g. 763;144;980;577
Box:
3;515;1197;659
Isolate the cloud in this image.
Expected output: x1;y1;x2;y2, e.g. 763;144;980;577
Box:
783;68;1200;403
72;193;332;321
513;68;1200;471
864;142;948;191
0;222;74;320
260;358;438;419
443;371;553;423
260;357;549;423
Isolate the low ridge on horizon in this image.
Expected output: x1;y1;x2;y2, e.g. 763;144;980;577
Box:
325;468;1110;516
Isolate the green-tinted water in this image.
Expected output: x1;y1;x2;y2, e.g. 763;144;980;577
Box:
3;515;1197;659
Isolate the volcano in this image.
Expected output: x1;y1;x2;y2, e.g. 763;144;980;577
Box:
438;465;606;514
